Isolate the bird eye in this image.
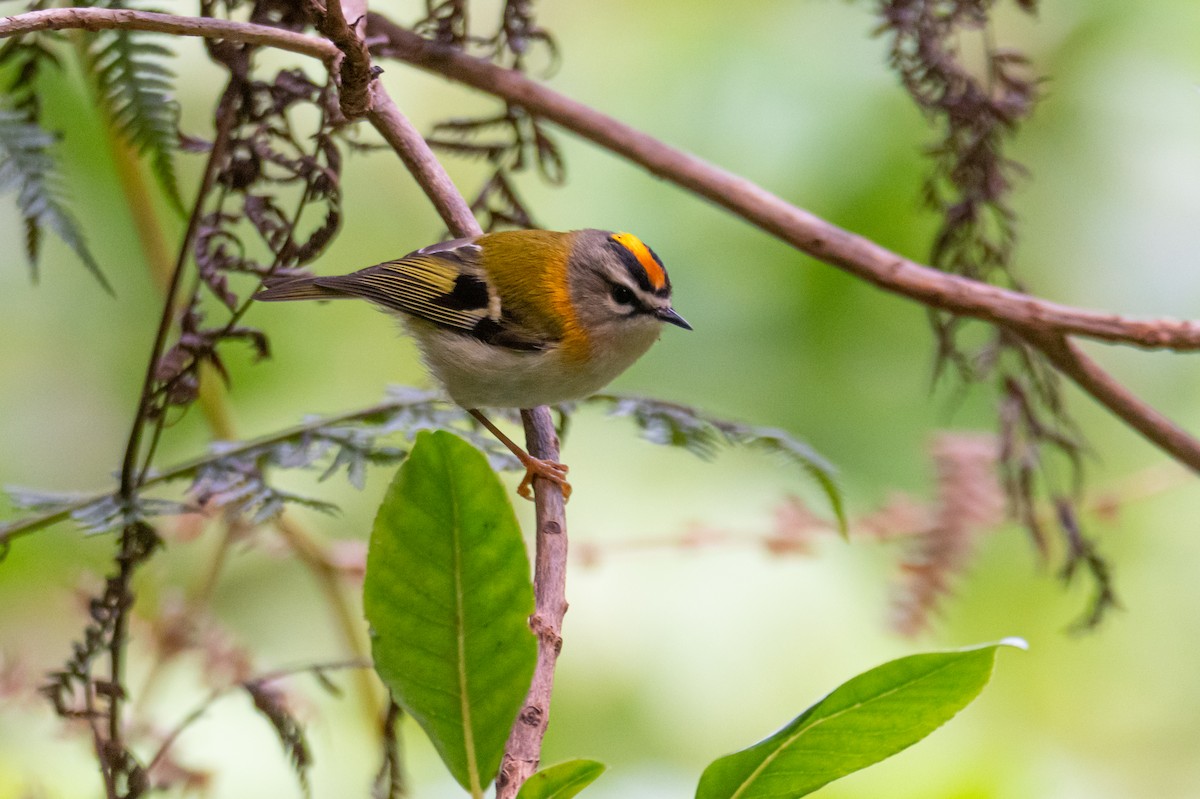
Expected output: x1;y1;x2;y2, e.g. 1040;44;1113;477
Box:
610;285;636;305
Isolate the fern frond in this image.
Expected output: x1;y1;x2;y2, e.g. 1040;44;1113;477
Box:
589;394;847;533
0;389;508;543
0;32;62;118
86;16;183;212
0;107;109;289
732;426;848;535
243;680;312;798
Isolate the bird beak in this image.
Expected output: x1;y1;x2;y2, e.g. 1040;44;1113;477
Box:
656;306;693;330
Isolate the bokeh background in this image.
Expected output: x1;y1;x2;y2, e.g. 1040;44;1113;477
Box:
3;1;1200;797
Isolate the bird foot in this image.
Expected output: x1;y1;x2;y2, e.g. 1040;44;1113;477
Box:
517;457;571;502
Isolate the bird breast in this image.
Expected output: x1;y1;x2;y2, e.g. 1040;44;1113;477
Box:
407;317;662;409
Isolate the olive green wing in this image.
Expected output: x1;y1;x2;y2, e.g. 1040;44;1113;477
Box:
256;239;549;351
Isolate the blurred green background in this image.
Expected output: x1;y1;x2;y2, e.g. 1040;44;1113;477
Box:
3;1;1200;797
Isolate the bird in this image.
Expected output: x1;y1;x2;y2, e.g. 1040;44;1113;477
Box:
255;228;691;500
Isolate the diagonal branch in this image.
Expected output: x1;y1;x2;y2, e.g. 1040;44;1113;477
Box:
4;9;1200;350
366;83;480;237
362;16;1200;352
1021;331;1200;468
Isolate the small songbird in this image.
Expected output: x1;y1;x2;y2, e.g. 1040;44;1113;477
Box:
255;228;691;500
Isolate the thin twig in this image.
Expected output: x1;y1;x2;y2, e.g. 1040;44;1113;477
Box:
145;687;221;775
117;83;239;498
1024;331;1200;468
496;408;568;798
273;513;384;718
0;7;338;61
374;699;407;798
145;657;371;775
0;394;440;545
91;82;241;792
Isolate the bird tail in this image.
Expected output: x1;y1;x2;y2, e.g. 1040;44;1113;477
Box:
255;276;344;302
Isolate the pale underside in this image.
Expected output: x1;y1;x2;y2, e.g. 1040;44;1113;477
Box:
403;315;663;409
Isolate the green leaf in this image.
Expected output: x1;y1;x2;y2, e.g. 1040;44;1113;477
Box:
695;639;1026;799
364;430;537;797
516;760;607;799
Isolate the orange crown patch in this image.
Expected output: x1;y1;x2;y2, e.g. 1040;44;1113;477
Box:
611;232;667;291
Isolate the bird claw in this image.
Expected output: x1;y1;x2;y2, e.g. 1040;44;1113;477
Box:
517;457;571;502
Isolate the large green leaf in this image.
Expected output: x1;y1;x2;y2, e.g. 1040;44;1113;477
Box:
696;639;1026;799
516;759;607;799
364;430;537;797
